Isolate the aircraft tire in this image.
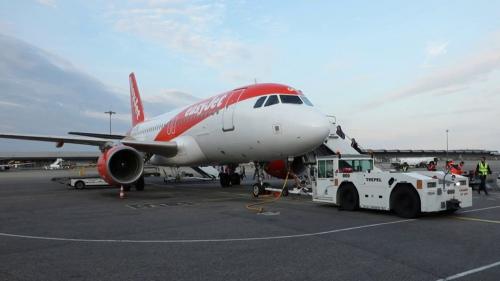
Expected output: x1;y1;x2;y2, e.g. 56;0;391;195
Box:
252;183;261;197
220;173;230;187
135;176;145;191
282;186;289;197
230;173;241;185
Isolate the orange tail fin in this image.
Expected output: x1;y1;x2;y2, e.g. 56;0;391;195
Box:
129;72;145;126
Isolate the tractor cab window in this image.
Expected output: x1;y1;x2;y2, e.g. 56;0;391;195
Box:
280;95;303;104
317;159;334;178
253;96;267;108
264;95;279;107
339;159;373;172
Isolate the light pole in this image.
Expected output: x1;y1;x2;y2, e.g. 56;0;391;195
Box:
104;110;116;135
446;129;449;161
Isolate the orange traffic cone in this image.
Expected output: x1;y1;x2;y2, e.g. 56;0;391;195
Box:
119;185;126;199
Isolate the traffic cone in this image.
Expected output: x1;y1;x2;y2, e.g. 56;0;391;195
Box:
119;185;126;199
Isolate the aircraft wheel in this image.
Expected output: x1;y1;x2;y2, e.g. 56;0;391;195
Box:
220;173;230;187
123;185;131;192
338;184;359;211
135;176;145;191
230;173;241;185
252;183;261;197
282;186;289;197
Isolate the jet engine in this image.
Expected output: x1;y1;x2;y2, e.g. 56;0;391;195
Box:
97;145;144;186
264;157;306;179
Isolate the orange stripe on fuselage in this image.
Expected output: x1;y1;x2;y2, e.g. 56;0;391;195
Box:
154;83;300;142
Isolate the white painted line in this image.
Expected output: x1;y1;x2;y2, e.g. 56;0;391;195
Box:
459;205;500;214
0;219;414;244
436;260;500;281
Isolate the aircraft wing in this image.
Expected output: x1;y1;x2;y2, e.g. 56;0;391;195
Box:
68;131;126;140
0;133;178;157
121;139;177;157
0;133;113;147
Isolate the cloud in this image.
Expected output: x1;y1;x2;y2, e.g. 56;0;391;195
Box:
365;45;500;108
143;90;199;108
108;1;252;68
0;100;22;108
35;0;56;8
426;41;448;57
0;34;201;151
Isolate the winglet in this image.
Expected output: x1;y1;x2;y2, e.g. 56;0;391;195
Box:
129;72;145;126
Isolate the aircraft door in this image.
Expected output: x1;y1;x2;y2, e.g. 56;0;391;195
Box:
222;89;245;132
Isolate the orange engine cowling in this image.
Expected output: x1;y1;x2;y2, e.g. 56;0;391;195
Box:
97;145;144;186
264;157;306;179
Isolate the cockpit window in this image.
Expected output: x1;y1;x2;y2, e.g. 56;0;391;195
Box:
301;96;314;106
253;96;267;108
280;95;303;104
264;95;279;107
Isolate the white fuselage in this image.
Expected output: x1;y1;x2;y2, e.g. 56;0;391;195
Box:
130;94;330;166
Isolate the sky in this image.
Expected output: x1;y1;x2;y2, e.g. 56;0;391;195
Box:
0;0;499;152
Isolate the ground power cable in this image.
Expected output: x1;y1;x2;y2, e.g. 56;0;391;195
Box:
246;169;290;213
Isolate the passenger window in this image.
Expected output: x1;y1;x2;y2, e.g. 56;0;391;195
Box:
280;95;303;104
301;96;314;106
254;96;267;108
264;95;279;107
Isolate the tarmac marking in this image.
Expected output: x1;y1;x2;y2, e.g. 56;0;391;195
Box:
453;217;500;224
459;205;500;213
436;260;500;281
0;219;414;244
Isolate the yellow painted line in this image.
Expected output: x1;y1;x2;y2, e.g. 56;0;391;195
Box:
454;216;500;224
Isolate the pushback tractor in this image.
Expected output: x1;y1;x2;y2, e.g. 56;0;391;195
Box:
311;155;472;218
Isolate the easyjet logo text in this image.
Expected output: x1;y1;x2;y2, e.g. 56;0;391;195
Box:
184;94;227;117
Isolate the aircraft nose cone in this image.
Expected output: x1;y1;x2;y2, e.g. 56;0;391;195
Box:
289;110;330;151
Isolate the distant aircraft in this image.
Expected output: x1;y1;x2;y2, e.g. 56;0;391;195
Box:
45;158;64;170
0;161;33;171
0;73;330;190
390;157;436;168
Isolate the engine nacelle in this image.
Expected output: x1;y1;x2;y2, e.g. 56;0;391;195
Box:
264;157;306;179
97;145;144;186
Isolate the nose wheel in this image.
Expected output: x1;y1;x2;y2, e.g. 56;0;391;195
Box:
252;182;271;198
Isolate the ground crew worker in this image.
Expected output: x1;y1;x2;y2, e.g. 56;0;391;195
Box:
458;161;465;174
401;162;409;172
476;157;492;195
427;161;436;171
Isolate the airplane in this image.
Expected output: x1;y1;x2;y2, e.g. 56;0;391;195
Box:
0;73;330;192
0;161;33;171
390;157;436;168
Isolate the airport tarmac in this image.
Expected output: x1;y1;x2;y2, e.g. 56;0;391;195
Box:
1;170;500;281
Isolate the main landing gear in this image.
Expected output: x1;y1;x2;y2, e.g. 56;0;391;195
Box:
219;165;240;187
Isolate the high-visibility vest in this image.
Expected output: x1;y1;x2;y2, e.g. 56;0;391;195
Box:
478;162;489;176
